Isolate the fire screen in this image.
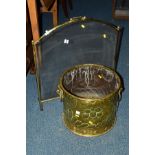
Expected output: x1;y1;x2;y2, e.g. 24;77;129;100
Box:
32;16;123;110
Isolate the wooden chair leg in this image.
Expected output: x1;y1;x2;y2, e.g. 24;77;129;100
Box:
68;0;73;10
62;0;69;18
52;0;58;27
27;0;40;42
27;0;40;74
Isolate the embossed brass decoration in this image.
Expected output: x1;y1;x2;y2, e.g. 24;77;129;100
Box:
57;64;123;137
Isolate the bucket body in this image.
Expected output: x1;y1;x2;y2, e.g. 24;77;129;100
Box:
57;64;122;137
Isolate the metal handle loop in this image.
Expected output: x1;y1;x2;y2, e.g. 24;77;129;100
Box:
118;87;123;101
115;88;123;111
56;85;64;101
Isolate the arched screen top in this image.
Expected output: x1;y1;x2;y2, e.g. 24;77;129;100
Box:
33;17;122;102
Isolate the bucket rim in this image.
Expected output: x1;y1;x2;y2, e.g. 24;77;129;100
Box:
58;63;122;101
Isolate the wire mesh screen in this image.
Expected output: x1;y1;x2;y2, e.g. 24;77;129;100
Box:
34;17;122;101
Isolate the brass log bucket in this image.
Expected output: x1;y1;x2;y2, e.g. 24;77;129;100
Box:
57;64;123;137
